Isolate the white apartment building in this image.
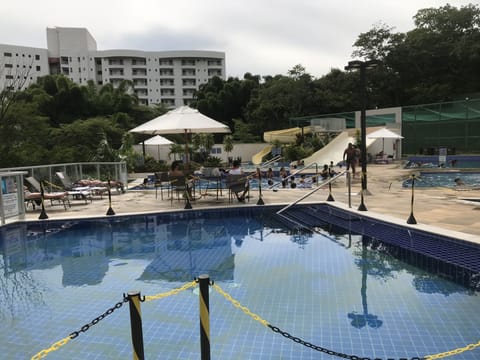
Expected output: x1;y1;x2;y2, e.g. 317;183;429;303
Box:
0;27;226;107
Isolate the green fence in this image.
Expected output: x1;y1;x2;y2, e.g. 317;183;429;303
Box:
402;98;480;154
290;98;480;155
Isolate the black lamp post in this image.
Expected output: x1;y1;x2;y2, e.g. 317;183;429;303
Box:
344;60;380;200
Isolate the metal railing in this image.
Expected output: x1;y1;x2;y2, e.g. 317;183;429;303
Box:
276;171;347;215
0;162;128;192
260;155;283;168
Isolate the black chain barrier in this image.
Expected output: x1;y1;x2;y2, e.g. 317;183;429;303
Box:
268;324;425;360
69;297;128;339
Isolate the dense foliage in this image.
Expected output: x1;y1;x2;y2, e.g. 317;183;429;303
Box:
1;4;479;168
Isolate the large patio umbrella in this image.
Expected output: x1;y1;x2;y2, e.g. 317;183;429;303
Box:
367;127;403;153
142;135;174;160
130;106;230;164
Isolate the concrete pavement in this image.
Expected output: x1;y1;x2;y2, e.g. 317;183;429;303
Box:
22;163;480;243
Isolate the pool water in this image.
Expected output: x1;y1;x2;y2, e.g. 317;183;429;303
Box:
1;212;480;359
402;171;480;188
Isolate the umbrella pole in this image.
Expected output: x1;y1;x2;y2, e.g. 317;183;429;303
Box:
184;129;189;169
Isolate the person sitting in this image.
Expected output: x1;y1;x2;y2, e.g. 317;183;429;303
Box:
169;161;194;197
229;160;250;201
169;160;185;176
279;167;288;188
320;164;330;180
329;161;337;176
454;177;465;186
266;168;274;179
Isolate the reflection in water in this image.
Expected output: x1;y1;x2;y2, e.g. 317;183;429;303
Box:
0;211;479;359
348;237;383;329
0;225;48;321
0;214;269;295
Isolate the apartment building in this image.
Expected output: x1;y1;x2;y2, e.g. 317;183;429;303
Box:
0;27;226;107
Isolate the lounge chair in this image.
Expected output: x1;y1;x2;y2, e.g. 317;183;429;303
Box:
24;177;70;210
56;171;110;198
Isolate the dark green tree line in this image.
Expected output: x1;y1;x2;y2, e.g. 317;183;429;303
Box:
0;3;479;168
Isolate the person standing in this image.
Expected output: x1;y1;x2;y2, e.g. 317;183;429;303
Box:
343;143;357;178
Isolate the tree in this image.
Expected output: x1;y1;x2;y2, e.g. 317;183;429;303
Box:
192;133;215;162
0;56;33;124
223;135;234;161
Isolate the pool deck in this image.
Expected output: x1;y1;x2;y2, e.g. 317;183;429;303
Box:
19;163;480;243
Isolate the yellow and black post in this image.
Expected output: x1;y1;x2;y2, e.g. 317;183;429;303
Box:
106;178;115;215
326;182;335;201
257;170;265;205
39;182;49;220
198;274;211;360
357;172;367;211
127;291;145;360
407;174;417;224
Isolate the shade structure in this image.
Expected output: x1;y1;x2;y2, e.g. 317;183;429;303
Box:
141;135;174;161
130;106;230;164
367;128;403;153
142;135;174;145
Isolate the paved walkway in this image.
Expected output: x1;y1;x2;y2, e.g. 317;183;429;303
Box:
21;163;480;243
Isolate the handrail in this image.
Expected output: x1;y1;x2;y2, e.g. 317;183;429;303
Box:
276;171;346;215
261;155;283;168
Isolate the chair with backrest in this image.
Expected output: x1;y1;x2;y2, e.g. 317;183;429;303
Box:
54;172;92;203
56;171;107;199
154;172;171;200
24;176;70;210
168;174;189;204
226;174;249;203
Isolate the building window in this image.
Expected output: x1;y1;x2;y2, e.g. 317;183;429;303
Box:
5;75;13;79
4;52;12;57
36;65;41;71
35;54;40;60
5;64;13;68
181;59;196;66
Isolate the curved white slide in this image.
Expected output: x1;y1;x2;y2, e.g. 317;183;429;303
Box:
302;131;376;167
302;131;354;167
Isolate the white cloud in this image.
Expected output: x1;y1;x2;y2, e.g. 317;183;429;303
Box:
1;0;474;78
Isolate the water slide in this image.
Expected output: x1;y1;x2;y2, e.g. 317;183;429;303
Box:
302;131;376;167
252;127;312;164
263;127;311;143
252;145;273;165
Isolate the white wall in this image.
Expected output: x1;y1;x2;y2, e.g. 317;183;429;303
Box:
133;143;267;164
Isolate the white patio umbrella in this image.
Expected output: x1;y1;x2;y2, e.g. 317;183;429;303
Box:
141;135;174;160
367;128;403;153
130;106;230;164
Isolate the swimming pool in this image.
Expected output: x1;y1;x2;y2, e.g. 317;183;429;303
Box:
405;155;480;169
402;171;480;188
1;206;480;359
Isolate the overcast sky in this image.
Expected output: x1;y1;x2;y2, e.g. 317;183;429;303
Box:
2;0;474;78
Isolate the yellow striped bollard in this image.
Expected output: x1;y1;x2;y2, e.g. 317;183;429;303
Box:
198;274;211;360
127;291;145;360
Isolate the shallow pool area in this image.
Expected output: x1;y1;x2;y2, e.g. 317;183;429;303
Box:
1;207;480;359
402;171;480;188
